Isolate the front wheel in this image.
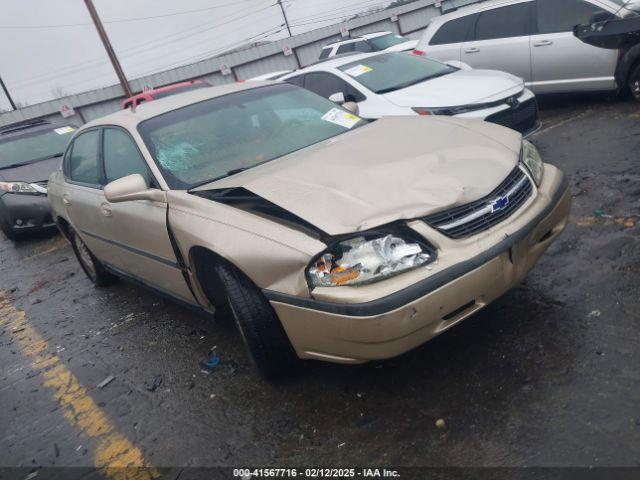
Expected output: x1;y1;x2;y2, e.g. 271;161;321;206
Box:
214;263;298;378
70;230;117;287
1;223;20;242
629;64;640;102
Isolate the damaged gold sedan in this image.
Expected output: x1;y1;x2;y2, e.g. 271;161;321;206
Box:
48;82;571;377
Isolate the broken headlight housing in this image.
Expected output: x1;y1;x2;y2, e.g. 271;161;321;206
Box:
0;181;40;194
521;140;544;187
307;232;435;288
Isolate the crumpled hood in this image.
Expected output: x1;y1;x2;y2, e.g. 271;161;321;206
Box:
0;157;61;183
193;116;522;235
383;69;524;108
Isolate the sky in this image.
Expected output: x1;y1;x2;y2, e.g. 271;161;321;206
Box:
0;0;394;110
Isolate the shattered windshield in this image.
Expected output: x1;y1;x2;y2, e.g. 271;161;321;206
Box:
0;126;75;169
137;83;366;190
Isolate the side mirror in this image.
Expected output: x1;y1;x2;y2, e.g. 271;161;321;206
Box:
328;91;346;104
104;174;166;203
342;101;360;115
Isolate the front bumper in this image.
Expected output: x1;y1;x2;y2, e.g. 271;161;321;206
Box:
267;165;571;364
457;89;540;137
0;192;56;235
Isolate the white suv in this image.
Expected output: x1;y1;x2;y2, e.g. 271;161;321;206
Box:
414;0;640;96
318;31;418;60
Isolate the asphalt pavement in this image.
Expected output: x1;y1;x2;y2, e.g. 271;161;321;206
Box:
1;94;639;478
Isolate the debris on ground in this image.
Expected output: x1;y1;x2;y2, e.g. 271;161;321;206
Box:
199;354;221;372
435;418;446;430
588;310;602;318
11;327;25;334
97;375;115;389
145;374;163;392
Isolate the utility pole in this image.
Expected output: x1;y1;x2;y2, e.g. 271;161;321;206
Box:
0;75;16;111
84;0;132;97
277;0;293;37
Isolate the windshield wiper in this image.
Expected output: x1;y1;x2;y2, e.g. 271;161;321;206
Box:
188;167;252;190
376;69;455;94
0;152;63;170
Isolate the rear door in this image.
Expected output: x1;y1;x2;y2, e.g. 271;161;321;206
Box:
530;0;618;93
461;1;534;83
62;129;111;259
424;14;478;62
93;127;193;301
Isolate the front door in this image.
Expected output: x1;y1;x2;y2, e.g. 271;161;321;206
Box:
461;1;534;84
93;127;193;302
530;0;618;93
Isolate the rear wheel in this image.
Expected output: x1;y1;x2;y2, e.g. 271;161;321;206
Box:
213;263;299;378
70;230;117;287
629;64;640;102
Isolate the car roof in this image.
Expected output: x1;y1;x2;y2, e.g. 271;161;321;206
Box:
81;81;275;131
284;51;390;76
427;0;527;27
323;31;393;48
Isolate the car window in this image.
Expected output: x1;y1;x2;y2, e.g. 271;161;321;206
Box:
103;128;152;185
430;15;478;45
137;84;366;190
0;126;75;168
474;3;532;41
536;0;613;34
367;33;410;49
354;40;373;52
338;52;456;94
318;47;332;60
68;130;101;185
336;43;356;54
285;75;305;87
304;72;366;102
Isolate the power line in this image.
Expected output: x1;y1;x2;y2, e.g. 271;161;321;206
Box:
9;1;277;89
0;0;262;29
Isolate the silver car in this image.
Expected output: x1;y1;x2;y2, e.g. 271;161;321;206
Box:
415;0;640;96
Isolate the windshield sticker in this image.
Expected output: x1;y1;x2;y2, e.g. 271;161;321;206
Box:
54;126;75;135
343;64;373;77
321;108;360;129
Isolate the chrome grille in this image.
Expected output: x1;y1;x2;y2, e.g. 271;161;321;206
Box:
424;167;533;239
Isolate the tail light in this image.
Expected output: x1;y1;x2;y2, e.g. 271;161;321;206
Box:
413;49;425;56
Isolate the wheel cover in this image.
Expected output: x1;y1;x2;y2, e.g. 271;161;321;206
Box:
633;79;640;98
75;235;96;280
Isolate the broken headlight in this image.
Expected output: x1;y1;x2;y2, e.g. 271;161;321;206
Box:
307;234;433;288
0;181;40;194
521;140;544;187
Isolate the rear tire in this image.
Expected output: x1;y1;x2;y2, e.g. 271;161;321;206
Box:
214;263;298;378
70;230;117;287
629;64;640;102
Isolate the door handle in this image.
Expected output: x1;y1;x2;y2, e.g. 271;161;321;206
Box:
464;47;480;53
100;202;113;217
534;40;553;47
62;193;72;206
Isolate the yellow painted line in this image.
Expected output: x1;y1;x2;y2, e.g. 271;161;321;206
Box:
573;216;637;228
24;237;68;261
0;291;159;480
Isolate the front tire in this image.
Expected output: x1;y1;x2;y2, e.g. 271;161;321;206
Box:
629;64;640;102
70;230;117;287
214;263;298;378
